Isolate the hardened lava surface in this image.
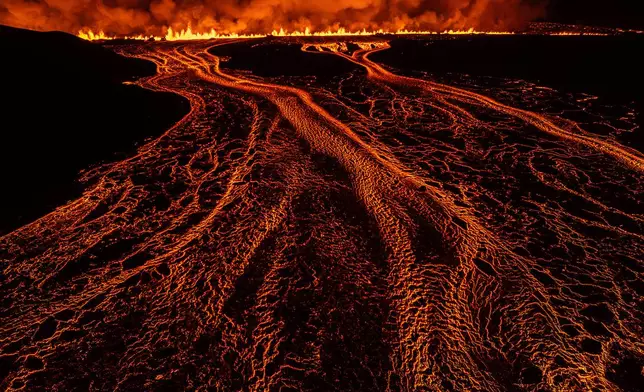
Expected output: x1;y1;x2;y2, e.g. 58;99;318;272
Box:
1;38;643;391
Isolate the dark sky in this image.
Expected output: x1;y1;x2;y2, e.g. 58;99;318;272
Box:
547;0;643;29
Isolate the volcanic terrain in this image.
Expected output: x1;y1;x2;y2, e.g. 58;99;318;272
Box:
1;27;643;391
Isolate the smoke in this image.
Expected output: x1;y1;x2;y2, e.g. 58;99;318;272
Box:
0;0;547;35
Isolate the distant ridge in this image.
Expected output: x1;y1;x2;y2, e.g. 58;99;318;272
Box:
0;25;189;233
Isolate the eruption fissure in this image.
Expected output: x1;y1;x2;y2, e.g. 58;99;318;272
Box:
1;0;545;38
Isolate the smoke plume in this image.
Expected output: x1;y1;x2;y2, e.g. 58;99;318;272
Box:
0;0;546;35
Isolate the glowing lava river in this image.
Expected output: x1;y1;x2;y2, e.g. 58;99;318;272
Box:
1;38;643;391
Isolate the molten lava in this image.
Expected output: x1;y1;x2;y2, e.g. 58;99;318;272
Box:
1;35;643;390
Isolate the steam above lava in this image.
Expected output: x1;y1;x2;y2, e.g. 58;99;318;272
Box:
0;0;545;36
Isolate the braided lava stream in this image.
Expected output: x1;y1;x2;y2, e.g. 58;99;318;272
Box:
1;39;643;391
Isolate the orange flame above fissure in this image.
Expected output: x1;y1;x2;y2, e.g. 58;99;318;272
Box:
2;0;546;40
76;25;621;41
78;26;518;41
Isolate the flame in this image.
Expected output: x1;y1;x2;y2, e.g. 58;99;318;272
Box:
165;26;264;40
78;29;159;41
78;26;516;41
77;30;108;41
77;24;627;42
548;32;610;36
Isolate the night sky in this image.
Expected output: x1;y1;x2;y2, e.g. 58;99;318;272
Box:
547;0;643;29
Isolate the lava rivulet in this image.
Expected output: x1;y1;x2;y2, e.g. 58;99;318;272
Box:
1;38;643;391
302;42;644;172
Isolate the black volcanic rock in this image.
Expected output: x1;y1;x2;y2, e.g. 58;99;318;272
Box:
0;25;154;82
371;35;644;102
24;355;44;370
370;35;644;151
32;317;58;341
209;41;360;80
0;25;189;233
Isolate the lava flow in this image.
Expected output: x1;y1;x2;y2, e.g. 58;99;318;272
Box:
1;37;643;391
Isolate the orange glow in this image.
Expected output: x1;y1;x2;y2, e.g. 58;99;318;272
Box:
1;0;546;39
